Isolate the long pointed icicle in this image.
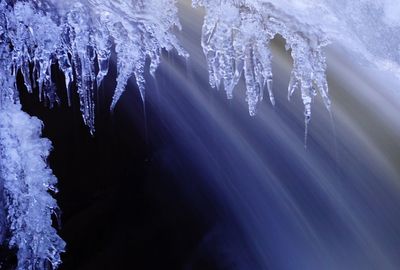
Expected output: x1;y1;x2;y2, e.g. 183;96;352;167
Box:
0;0;187;133
194;0;331;125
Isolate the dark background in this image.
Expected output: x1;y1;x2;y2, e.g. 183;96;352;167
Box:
19;69;208;270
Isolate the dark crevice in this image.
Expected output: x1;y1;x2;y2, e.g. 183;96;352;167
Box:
13;56;223;270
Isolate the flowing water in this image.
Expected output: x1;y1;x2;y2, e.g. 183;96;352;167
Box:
124;2;400;269
1;1;400;269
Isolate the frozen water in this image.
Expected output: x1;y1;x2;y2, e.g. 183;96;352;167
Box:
0;0;186;134
0;104;65;270
194;0;400;123
1;0;399;130
0;1;185;268
193;0;331;124
1;0;400;269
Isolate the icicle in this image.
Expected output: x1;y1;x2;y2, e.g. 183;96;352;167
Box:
266;79;275;106
89;0;188;111
95;28;111;88
0;0;186;132
194;0;331;126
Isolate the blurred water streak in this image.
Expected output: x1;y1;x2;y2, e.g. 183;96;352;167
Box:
117;2;400;269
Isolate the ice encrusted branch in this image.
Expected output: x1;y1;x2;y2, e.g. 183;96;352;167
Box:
193;0;331;125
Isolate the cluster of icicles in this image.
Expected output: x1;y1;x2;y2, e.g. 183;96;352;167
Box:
0;0;331;269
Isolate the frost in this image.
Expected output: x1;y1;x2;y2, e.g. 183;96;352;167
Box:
0;104;65;270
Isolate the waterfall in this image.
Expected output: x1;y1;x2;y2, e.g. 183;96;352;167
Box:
0;0;400;269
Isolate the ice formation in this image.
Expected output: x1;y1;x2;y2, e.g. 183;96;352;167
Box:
0;0;185;268
0;104;65;270
194;0;400;119
193;0;331;123
0;0;186;134
1;0;400;269
1;3;66;267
